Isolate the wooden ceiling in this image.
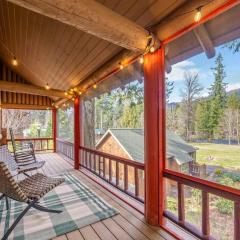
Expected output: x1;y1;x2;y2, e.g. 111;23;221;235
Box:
0;0;186;91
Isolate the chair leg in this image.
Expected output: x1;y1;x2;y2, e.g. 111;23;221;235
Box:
32;203;62;214
0;194;5;201
2;203;33;240
5;196;9;211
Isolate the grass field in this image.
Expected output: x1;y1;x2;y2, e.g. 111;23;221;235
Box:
190;142;240;169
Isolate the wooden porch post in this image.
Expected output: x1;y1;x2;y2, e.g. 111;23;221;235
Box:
52;108;57;152
74;96;80;170
144;46;166;226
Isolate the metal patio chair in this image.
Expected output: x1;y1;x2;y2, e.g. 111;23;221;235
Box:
9;128;45;176
0;161;65;240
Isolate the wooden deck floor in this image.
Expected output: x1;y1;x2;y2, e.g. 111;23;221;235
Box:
34;153;176;240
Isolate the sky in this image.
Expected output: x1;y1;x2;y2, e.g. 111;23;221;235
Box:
167;41;240;103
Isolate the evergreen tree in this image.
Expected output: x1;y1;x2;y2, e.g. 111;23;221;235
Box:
208;53;227;136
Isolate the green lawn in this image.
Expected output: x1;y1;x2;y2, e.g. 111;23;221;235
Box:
190;142;240;170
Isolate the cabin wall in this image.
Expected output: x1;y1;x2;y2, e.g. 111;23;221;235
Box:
0;61;53;109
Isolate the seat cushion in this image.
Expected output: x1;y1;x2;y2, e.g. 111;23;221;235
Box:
19;173;65;201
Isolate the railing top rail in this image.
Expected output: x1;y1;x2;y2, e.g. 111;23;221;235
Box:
164;169;240;202
80;145;145;169
56;138;74;145
7;137;53;141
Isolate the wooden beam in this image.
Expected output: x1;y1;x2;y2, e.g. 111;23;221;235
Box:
0;103;52;110
193;24;215;58
8;0;160;53
74;96;80;170
52;108;57;152
144;47;166;226
0;81;66;98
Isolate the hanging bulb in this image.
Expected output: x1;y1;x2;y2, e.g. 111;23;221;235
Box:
119;63;124;70
150;46;155;53
79;91;82;95
63;103;66;107
64;92;68;96
139;56;144;64
45;83;50;90
93;84;97;89
74;87;78;92
12;56;18;66
194;7;202;22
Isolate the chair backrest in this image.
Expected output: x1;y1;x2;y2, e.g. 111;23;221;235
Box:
0;145;18;172
9;128;17;152
0;161;28;202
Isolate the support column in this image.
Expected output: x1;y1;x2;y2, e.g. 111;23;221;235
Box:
144;47;166;226
52;108;57;152
74;96;81;170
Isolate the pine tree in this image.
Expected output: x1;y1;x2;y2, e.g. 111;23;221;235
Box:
208;53;227;136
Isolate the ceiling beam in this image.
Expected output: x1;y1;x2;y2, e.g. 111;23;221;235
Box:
7;0;160;53
0;81;66;98
193;24;215;58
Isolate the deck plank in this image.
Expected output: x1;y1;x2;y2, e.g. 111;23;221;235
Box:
66;230;84;240
102;218;133;240
80;226;101;240
91;221;117;240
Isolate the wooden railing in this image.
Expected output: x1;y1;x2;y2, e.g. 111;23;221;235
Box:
56;138;74;160
80;146;145;202
7;137;53;151
163;169;240;240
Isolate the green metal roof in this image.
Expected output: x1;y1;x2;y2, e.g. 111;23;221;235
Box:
96;128;196;165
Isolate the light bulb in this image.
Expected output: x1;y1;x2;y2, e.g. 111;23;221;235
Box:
93;84;97;89
119;63;124;70
45;83;50;90
79;91;82;95
139;56;144;64
150;47;155;53
12;56;18;66
64;92;68;96
74;87;78;91
194;8;202;22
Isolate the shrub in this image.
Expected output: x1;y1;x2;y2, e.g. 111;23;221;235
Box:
216;197;233;215
167;197;177;213
214;168;223;175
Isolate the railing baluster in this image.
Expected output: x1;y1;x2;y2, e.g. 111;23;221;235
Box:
94;153;96;172
116;162;119;186
124;164;128;192
89;152;92;170
98;155;100;175
202;191;210;239
178;182;185;224
234;201;240;240
103;157;106;178
135;167;139;198
109;159;112;183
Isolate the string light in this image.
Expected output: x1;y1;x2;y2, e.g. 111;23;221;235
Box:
74;87;78;91
12;56;18;66
194;7;202;22
45;83;50;90
93;84;97;89
119;63;124;70
139;56;144;64
79;91;82;95
63;103;66;107
150;47;155;53
64;92;68;96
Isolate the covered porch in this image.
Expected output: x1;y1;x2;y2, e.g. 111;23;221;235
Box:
0;0;240;239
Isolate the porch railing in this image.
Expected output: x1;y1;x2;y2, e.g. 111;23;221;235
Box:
163;169;240;240
54;139;240;239
79;146;145;202
56;138;74;160
7;137;53;151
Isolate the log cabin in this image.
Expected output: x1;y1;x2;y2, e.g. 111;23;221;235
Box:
0;0;240;239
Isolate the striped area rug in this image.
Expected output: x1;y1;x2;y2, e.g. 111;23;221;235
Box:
0;173;118;240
